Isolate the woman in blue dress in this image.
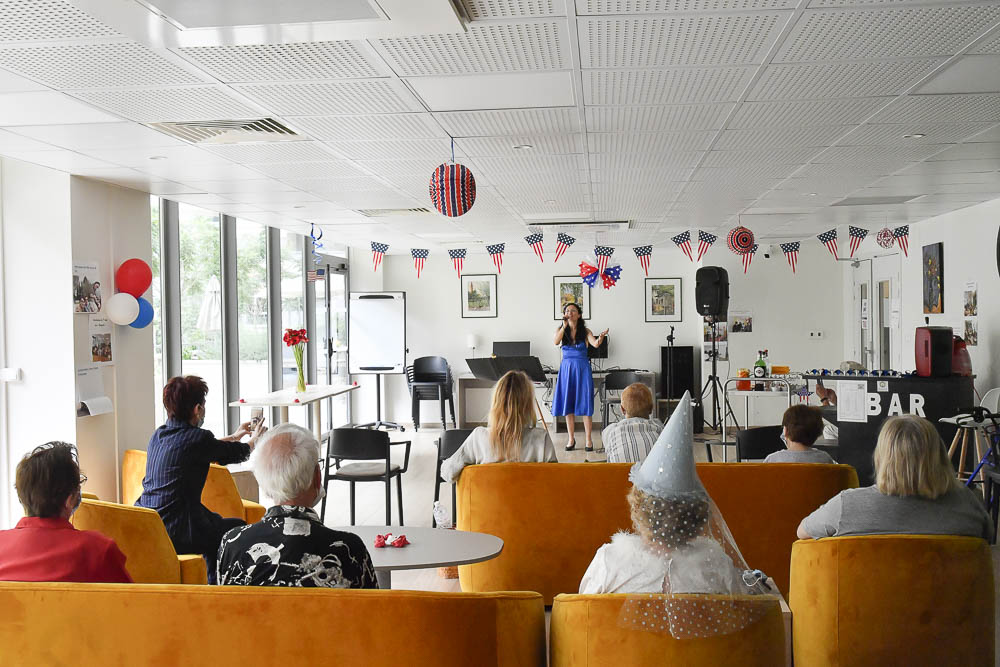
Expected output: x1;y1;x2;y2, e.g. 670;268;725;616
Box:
552;303;609;451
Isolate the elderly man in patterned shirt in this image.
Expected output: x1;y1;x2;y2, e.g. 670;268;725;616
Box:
217;424;377;588
601;383;663;464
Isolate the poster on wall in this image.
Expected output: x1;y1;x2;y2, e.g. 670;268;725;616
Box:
922;242;944;314
703;319;728;361
461;274;498;319
730;310;753;333
644;277;682;322
76;366;112;417
965;318;978;346
964;282;978;316
553;275;591;320
73;261;102;313
89;315;113;364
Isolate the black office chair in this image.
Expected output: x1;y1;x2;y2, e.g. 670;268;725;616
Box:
320;428;411;526
734;425;784;461
433;428;474;527
406;356;456;431
601;371;642;426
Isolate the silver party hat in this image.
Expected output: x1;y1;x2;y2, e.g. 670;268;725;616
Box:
629;390;704;497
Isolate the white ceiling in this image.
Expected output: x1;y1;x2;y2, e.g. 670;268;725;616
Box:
0;0;998;253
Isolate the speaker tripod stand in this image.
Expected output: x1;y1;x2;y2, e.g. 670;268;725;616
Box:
697;318;740;441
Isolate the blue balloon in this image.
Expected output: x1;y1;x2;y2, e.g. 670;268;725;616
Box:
129;297;154;329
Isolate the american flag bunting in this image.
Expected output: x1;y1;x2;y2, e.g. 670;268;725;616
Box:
742;244;758;274
525;233;544;262
411;248;429;278
817;229;839;260
371;241;388;272
671;230;693;262
781;242;800;274
848;226;868;258
633;245;652;276
697;230;717;262
893;225;909;257
554;233;575;262
448;248;466;278
595;246;615;274
487;243;505;274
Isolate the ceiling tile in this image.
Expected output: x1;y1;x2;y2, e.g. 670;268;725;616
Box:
4;122;184;150
901;158;1000;174
578;0;797;13
837;122;997;146
200;142;339;163
176;179;297;194
916;55;1000;94
434;107;580;136
728;97;891;128
714;125;852;150
325;138;458;161
287;114;445;141
812;144;953;163
868;93;1000;123
0;128;64;152
0;0;119;42
71;85;261;123
407;71;575;111
0;91;121;126
231;79;423;115
588;131;716;153
174;41;387;82
748;59;945;100
927;142;1000;161
586;104;734;132
591;152;704;169
456;134;584;156
585;67;757;104
79;144;234;168
461;0;566;18
702;147;820;167
247;161;368;180
1;149;117;172
0;68;47;93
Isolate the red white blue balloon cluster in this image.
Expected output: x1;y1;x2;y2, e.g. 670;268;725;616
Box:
107;259;154;328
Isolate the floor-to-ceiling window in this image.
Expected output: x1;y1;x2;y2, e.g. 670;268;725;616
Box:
150;196;164;426
237;219;268;399
280;230;305;391
178;204;225;436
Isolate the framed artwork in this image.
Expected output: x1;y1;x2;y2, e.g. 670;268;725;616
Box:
922;242;944;314
645;278;682;322
461;274;497;318
553;276;591;320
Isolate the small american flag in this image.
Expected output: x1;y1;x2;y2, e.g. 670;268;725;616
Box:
448;248;466;277
371;241;388;272
671;230;693;262
893;225;909;257
525;233;544;262
848;226;868;258
595;246;615;273
306;269;325;282
411;248;429;278
781;241;801;274
742;244;758;274
633;245;652;276
554;232;575;262
697;230;717;262
817;229;838;260
487;243;505;274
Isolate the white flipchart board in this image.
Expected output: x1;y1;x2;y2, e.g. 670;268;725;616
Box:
349;291;406;374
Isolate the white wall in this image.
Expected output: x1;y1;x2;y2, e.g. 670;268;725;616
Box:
351;247;703;426
0;158;76;528
898;198;1000;396
348;245;385;425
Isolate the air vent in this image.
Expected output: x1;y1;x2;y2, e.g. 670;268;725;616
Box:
356;207;433;218
526;219;631;231
832;195;922;206
147;118;302;145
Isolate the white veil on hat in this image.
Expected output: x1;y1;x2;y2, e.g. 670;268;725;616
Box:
620;391;776;639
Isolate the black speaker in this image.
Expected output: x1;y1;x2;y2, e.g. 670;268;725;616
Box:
660;345;697;399
695;266;729;318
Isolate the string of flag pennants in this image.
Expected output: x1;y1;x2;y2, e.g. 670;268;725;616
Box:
369;224;910;279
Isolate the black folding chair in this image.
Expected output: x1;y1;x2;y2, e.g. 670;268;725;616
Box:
406;356;456;431
601;371;642;425
320;428;411;526
735;425;784;462
433;428;473;527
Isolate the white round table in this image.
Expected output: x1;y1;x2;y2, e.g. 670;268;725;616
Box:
333;526;504;589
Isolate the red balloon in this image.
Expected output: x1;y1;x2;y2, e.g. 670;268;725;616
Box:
116;258;152;297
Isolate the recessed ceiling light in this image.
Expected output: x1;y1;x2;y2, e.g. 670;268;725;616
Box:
544;199;557;204
513;144;533;150
805;192;818;197
149;155;168;160
292;205;305;209
902;133;926;139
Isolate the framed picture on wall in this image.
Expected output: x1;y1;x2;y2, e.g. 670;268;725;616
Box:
645;278;682;322
922;242;944;314
553;276;591;320
461;274;498;318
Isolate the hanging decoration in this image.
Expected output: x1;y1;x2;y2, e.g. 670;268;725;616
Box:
726;226;754;255
697;230;718;261
115;259;152;298
428;139;476;217
876;227;895;249
742;244;759;274
371;241;388;272
781;242;800;273
848;226;869;257
448;248;466;278
817;229;838;260
487;243;505;274
525;233;544;262
633;245;652;276
554;232;576;262
595;246;615;274
309;223;324;265
411;248;429;278
579;254;623;290
893;225;910;257
671;231;693;262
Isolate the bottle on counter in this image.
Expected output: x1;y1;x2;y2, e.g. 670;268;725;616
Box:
753;351;767;391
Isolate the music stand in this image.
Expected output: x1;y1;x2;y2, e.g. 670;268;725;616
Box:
464;356;549;429
466;358;500;382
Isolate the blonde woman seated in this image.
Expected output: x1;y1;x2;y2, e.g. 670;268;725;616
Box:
440;370;557;482
798;414;992;540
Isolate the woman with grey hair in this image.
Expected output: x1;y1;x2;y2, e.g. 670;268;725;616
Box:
216;423;377;588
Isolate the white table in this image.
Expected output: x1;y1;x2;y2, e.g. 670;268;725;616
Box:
230;384;358;442
722;378;792;462
333;525;504;589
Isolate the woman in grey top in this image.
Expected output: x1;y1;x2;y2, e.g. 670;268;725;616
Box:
763;404;836;464
797;415;992;541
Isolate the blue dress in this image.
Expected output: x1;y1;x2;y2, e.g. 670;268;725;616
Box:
552;340;594;417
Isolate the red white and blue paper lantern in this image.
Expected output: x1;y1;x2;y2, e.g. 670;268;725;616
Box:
876;227;895;249
429;163;476;217
727;226;755;255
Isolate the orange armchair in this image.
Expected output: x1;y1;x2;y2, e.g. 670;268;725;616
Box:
551;594;785;667
122;449;265;523
789;535;994;667
71;498;207;584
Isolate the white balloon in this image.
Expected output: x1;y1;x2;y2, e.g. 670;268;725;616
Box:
107;292;139;325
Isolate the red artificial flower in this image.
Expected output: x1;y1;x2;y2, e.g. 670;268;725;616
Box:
374;534;387;548
390;534;409;548
283;328;309;347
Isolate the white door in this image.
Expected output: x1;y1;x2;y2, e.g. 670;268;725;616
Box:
872;254;902;371
852;260;874;369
